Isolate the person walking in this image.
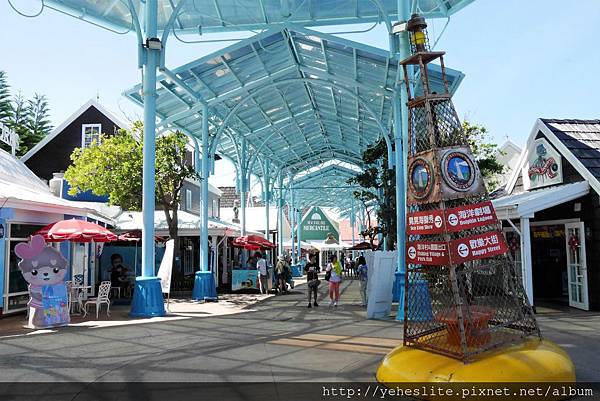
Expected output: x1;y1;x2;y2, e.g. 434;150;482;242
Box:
256;251;269;294
356;255;368;307
304;255;320;308
275;255;289;294
325;254;343;307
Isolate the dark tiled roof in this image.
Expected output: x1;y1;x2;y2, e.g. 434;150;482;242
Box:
541;119;600;181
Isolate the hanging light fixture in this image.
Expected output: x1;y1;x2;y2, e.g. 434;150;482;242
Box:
406;13;430;53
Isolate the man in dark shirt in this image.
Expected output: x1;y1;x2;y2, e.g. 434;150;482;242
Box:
304;255;320;308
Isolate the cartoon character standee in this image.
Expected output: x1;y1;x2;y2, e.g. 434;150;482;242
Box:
14;235;70;328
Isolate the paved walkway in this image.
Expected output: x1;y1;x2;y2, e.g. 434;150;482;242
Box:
0;278;598;386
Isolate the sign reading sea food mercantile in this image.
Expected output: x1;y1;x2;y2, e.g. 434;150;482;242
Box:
407;209;445;235
444;201;498;232
449;230;509;264
299;206;339;241
406;241;449;265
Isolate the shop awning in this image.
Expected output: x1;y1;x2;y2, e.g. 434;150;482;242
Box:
492;181;590;220
308;240;352;250
114;210;262;237
281;240;315;249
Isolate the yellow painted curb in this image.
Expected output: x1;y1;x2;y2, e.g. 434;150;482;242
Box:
377;339;575;400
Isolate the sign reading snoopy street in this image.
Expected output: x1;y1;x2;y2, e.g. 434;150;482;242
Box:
444;201;498;232
407;210;445;235
406;241;449;265
449;231;509;264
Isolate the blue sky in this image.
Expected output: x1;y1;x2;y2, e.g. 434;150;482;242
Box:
2;0;600;178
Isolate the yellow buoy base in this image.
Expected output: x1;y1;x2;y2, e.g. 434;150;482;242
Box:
377;339;575;400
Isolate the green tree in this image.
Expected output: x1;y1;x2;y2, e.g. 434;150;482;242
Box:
0;71;11;121
462;120;504;190
27;93;53;141
0;71;14;154
0;74;52;156
347;139;396;250
8;91;34;156
65;121;199;273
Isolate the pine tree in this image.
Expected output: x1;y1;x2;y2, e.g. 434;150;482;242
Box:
0;71;14;154
8;91;33;156
0;71;11;122
28;93;52;141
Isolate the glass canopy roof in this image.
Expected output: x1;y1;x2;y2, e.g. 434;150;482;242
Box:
123;24;463;188
284;163;365;211
44;0;475;34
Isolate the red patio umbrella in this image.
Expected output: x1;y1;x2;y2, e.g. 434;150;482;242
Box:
232;235;275;250
36;219;118;243
118;230;168;243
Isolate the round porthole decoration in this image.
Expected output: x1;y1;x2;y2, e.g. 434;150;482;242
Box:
441;150;476;191
409;157;434;199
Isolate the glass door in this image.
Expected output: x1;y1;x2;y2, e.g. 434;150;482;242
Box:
565;222;589;310
503;228;522;294
71;242;90;299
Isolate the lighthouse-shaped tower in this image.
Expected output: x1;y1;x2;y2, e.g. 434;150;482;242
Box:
400;14;540;361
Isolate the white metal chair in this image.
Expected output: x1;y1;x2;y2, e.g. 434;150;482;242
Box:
66;281;85;314
84;281;111;318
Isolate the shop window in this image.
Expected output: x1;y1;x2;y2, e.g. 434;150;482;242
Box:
9;224;45;238
82;124;102;148
8;241;28;294
212;199;218;218
186;189;192;211
4;223;49;313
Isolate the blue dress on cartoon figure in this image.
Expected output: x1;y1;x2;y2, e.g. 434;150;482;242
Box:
14;235;70;329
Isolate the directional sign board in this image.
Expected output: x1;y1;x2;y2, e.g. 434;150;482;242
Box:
407;241;449;265
444;201;498;232
407;210;445;235
449;231;508;264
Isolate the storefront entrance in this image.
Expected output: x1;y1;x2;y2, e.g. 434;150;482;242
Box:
504;220;589;311
531;224;568;304
531;221;589;310
565;222;589;310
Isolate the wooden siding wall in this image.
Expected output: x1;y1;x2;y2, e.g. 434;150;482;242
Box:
25;106;121;181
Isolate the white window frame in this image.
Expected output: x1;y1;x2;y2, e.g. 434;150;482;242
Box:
81;124;102;149
186;189;192;211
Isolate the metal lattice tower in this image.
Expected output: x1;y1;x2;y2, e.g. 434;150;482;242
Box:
400;14;540;361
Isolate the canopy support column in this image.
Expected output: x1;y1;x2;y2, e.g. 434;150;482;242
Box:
392;0;410;319
290;179;296;264
192;103;217;301
263;160;271;265
200;104;210;272
351;199;356;257
130;0;165;317
296;207;301;261
263;161;270;240
277;174;284;257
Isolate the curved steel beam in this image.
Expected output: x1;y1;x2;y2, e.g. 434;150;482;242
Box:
208;77;393;169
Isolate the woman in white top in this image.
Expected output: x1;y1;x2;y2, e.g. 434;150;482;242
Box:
326;255;343;307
